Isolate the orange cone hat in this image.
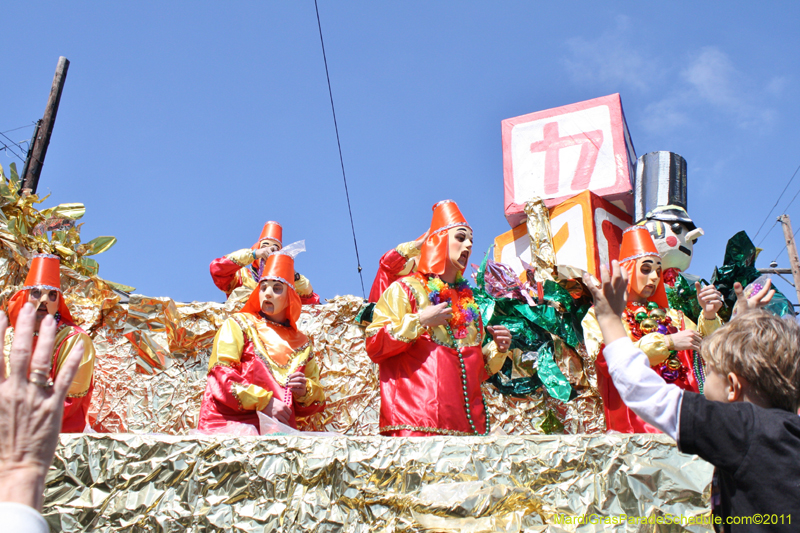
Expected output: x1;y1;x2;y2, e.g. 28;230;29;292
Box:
7;253;74;327
256;221;283;247
249;221;283;270
619;226;668;308
241;252;302;329
417;200;471;276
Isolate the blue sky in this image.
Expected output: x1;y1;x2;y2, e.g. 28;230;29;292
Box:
2;2;799;305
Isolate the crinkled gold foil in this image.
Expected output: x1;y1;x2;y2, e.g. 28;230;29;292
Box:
525;197;557;283
43;433;712;532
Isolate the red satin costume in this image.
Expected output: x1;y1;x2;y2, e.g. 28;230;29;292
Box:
365;201;506;436
581;226;720;433
7;254;96;433
210;221;320;305
199;253;325;432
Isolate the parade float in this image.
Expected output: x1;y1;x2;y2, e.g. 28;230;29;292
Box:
2;93;790;532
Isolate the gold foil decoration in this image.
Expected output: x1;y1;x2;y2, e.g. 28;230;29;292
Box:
3;174;714;530
43;433;713;532
524;197;557;283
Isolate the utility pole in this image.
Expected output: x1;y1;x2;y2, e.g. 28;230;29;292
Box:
21;56;70;195
778;214;800;309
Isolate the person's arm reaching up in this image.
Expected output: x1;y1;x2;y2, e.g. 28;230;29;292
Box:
583;261;682;440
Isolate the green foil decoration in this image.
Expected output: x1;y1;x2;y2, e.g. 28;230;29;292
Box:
710;231;794;320
474;250;577;401
665;273;704;323
536;341;572;402
538;408;565;434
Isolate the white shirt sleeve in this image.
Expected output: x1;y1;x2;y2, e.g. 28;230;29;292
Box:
0;502;49;533
603;337;684;441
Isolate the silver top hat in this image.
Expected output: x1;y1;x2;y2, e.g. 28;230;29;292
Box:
633;151;688;223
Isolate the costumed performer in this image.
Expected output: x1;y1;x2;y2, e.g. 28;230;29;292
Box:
198;243;326;432
210;221;320;305
368;230;429;303
5;254;96;433
365;200;512;436
581;226;723;433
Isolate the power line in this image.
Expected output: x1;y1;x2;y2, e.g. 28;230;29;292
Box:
0;123;36;135
756;219;779;247
0;134;26;162
753;163;800;240
313;0;366;299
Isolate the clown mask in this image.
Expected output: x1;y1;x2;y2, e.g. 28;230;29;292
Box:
28;288;59;329
630;256;662;301
259;279;289;323
446;226;473;280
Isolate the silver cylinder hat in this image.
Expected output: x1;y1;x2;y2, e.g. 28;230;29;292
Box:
633;151;688;223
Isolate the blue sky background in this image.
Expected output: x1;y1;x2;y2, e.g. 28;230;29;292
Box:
2;2;799;306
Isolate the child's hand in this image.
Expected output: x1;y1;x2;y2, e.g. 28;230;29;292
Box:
583;261;629;345
584;261;628;318
696;282;724;319
732;279;775;316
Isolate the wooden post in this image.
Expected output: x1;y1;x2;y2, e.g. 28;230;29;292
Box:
21;56;70;195
778;214;800;311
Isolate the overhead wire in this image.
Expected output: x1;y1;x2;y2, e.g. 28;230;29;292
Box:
753;163;800;240
313;0;366;299
0;134;27;162
0;123;36;135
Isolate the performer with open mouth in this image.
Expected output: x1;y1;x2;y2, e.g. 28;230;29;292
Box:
365;200;512;436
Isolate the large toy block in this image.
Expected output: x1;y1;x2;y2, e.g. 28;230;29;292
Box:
502;94;636;228
494;191;632;280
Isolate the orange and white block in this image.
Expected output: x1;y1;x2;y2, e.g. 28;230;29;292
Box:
494;191;632;280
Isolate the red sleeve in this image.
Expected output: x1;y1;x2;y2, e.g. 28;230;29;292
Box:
365;282;419;363
294;398;326;418
300;292;321;305
61;386;93;433
210;256;246;294
204;363;267;414
368;249;408;303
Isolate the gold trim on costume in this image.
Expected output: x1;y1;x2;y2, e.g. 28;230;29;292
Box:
381;424;476;437
231;314;314;386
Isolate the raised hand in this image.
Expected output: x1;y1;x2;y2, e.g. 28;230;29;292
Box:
413;229;431;250
0;304;84;511
733;279;775;316
696;282;724;319
583;261;629;345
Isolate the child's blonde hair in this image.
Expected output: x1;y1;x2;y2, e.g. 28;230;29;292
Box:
701;310;800;412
